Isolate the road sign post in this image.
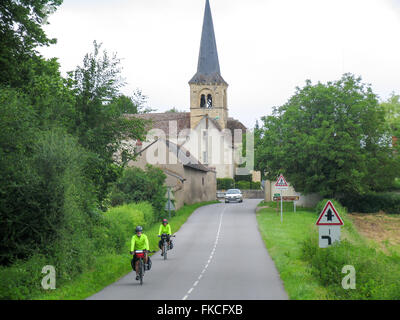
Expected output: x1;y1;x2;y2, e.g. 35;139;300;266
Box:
165;187;175;219
168;187;171;219
316;200;344;248
274;193;280;215
274;174;289;223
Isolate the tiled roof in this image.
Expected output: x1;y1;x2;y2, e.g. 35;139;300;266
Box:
126;112;247;136
126;112;191;136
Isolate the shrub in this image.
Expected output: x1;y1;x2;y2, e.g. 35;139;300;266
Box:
301;236;400;299
340;192;400;214
109;165;167;219
0;202;155;299
0;128;97;265
252;181;261;190
236;181;250;190
234;174;252;183
237;180;261;190
217;178;235;190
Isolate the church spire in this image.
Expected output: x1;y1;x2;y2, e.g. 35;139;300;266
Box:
189;0;227;85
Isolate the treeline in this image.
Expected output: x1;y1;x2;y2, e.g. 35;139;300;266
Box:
254;74;400;212
0;0;163;271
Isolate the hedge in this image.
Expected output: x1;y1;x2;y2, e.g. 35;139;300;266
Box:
301;237;400;299
0;202;155;300
339;193;400;214
217;178;235;190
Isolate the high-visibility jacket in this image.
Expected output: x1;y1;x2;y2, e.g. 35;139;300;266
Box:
158;224;171;236
131;234;150;252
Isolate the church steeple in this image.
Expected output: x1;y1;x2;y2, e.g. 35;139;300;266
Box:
189;0;227;85
189;0;228;130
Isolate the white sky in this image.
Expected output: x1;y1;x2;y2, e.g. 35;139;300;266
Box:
40;0;400;129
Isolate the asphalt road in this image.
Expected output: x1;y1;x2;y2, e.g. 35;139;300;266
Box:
88;199;288;300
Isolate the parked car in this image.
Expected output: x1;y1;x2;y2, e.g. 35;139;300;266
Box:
224;189;243;203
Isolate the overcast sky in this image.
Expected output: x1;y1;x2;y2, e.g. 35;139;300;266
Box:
40;0;400;129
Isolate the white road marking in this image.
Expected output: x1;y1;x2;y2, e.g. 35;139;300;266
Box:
181;205;226;300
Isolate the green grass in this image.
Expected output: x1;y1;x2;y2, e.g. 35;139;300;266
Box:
33;201;218;300
256;201;328;299
256;201;400;300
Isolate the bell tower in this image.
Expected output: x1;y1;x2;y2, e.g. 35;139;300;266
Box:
189;0;228;130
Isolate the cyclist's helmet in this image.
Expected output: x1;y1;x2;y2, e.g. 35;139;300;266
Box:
135;226;143;233
162;219;168;224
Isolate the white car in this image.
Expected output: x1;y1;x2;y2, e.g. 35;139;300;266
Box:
224;189;243;203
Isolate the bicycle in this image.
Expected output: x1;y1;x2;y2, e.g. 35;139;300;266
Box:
158;234;176;260
131;250;156;285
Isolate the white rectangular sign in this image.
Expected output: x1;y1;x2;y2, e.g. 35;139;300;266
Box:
318;226;341;248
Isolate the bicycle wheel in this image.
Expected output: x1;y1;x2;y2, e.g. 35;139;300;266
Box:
139;259;143;285
163;242;167;260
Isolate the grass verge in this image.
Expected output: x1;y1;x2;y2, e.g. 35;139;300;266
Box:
256;200;400;300
33;201;219;300
256;201;328;299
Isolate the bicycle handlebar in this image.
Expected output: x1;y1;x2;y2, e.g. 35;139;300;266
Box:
130;250;156;255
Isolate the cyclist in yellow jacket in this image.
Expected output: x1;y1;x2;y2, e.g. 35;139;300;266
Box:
130;226;150;280
158;219;172;256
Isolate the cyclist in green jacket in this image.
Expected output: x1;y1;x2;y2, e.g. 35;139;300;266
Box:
130;226;150;280
158;219;172;256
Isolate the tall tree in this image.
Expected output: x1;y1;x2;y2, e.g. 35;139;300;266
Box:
0;0;63;87
68;41;146;203
255;74;400;198
381;92;400;137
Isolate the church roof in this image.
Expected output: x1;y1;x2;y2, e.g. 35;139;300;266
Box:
126;112;247;136
189;0;228;86
128;112;191;134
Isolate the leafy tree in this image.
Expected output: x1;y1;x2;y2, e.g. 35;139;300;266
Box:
166;107;183;113
112;95;139;114
68;41;147;203
255;74;400;198
381;92;400;137
132;88;155;114
0;0;63;87
110;165;167;219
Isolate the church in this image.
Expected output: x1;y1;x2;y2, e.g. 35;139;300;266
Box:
122;0;249;209
128;0;247;180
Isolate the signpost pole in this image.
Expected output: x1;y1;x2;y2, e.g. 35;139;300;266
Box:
280;195;283;223
168;187;171;219
294;201;296;213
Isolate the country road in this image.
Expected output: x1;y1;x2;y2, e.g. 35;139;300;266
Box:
88;199;288;300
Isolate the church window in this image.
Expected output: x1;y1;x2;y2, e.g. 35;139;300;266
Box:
207;94;213;108
200;94;206;108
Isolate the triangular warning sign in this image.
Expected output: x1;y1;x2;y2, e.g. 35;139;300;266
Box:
316;201;344;226
275;174;288;188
